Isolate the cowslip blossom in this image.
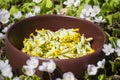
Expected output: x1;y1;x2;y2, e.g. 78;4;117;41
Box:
102;43;115;56
13;11;22;19
0;9;10;24
87;64;98;75
38;60;56;73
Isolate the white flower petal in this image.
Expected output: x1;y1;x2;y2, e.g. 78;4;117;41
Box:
87;64;98;75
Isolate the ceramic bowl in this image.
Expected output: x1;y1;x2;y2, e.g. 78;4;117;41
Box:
5;15;106;79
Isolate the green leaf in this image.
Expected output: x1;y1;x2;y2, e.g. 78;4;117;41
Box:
112;28;120;37
21;2;36;13
101;3;114;14
98;74;108;80
45;0;53;10
76;3;84;17
109;60;120;73
109;37;118;48
9;6;18;15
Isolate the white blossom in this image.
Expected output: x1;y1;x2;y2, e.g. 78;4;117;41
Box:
94;16;104;23
1;64;13;78
23;65;35;76
63;0;80;7
0;33;5;39
25;12;35;18
13;11;22;19
117;39;120;47
38;60;56;73
115;39;120;56
97;59;105;68
87;64;98;75
34;6;41;14
115;47;120;56
2;22;14;33
26;57;39;69
62;72;76;80
102;43;114;56
90;6;100;17
33;0;42;4
0;60;9;70
13;77;20;80
0;9;10;24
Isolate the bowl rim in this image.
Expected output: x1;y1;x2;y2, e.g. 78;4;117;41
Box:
5;14;106;61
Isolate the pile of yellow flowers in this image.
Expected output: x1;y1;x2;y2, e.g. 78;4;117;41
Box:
22;28;94;59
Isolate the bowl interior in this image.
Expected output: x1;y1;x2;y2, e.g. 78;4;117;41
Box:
6;15;106;55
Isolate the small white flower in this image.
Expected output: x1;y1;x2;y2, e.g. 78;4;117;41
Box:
0;33;5;39
63;72;76;80
80;4;92;19
13;11;22;19
94;16;104;23
33;0;42;4
26;57;39;69
23;65;35;76
1;64;13;78
87;64;98;75
13;77;20;80
102;43;115;56
2;22;14;33
73;0;80;7
90;5;100;17
115;47;120;56
25;12;35;18
34;6;41;14
0;9;10;24
117;39;120;47
38;60;56;73
63;0;80;7
0;60;9;70
97;59;105;68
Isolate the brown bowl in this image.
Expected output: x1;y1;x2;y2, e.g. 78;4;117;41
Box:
5;15;106;79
